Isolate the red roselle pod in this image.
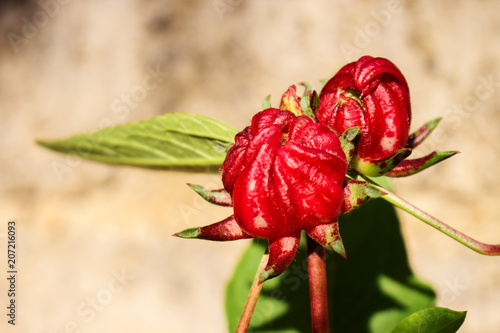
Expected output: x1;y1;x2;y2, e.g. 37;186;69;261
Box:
223;108;347;239
316;56;411;176
176;108;349;281
223;108;348;280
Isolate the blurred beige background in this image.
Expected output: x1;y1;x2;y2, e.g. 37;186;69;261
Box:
1;0;500;332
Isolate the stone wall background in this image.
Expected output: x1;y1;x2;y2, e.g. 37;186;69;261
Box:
1;0;500;332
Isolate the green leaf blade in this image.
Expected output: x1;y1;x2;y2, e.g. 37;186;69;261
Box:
391;307;466;333
37;113;238;169
151;113;238;142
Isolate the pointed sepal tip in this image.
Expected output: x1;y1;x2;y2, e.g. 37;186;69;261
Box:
407;117;443;149
331;239;347;259
258;268;275;283
386;150;460;177
173;227;201;239
187;183;232;207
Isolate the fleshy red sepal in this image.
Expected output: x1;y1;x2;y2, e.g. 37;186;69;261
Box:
342;179;370;214
406;118;442;149
307;221;346;258
259;235;301;282
173;215;252;241
386;151;459;177
187;184;232;207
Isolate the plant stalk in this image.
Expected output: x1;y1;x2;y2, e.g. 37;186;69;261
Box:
367;182;500;255
307;235;330;333
236;249;269;333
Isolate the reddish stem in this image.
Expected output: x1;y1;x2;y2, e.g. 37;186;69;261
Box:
236;250;268;333
367;182;500;255
307;235;330;333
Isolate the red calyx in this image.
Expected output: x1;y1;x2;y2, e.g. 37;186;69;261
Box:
222;108;347;240
177;108;349;280
316;56;411;163
198;108;347;280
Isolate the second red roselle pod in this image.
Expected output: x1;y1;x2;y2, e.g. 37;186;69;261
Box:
316;55;458;177
316;56;412;176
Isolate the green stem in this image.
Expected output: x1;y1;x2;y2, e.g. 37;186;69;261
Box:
367;182;500;255
307;235;330;333
236;249;268;333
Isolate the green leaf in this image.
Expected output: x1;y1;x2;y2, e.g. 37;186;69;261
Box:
37;113;238;169
262;95;272;109
391;307;466;333
225;198;436;333
298;83;317;120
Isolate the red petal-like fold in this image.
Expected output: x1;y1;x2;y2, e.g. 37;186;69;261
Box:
276;143;345;229
354;56;409;100
221;126;252;194
250;108;295;134
232;125;285;239
222;108;296;195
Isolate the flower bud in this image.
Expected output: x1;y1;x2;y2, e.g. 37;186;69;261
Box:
217;108;348;279
177;108;349;280
222;108;347;240
279;85;303;116
316;56;411;175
